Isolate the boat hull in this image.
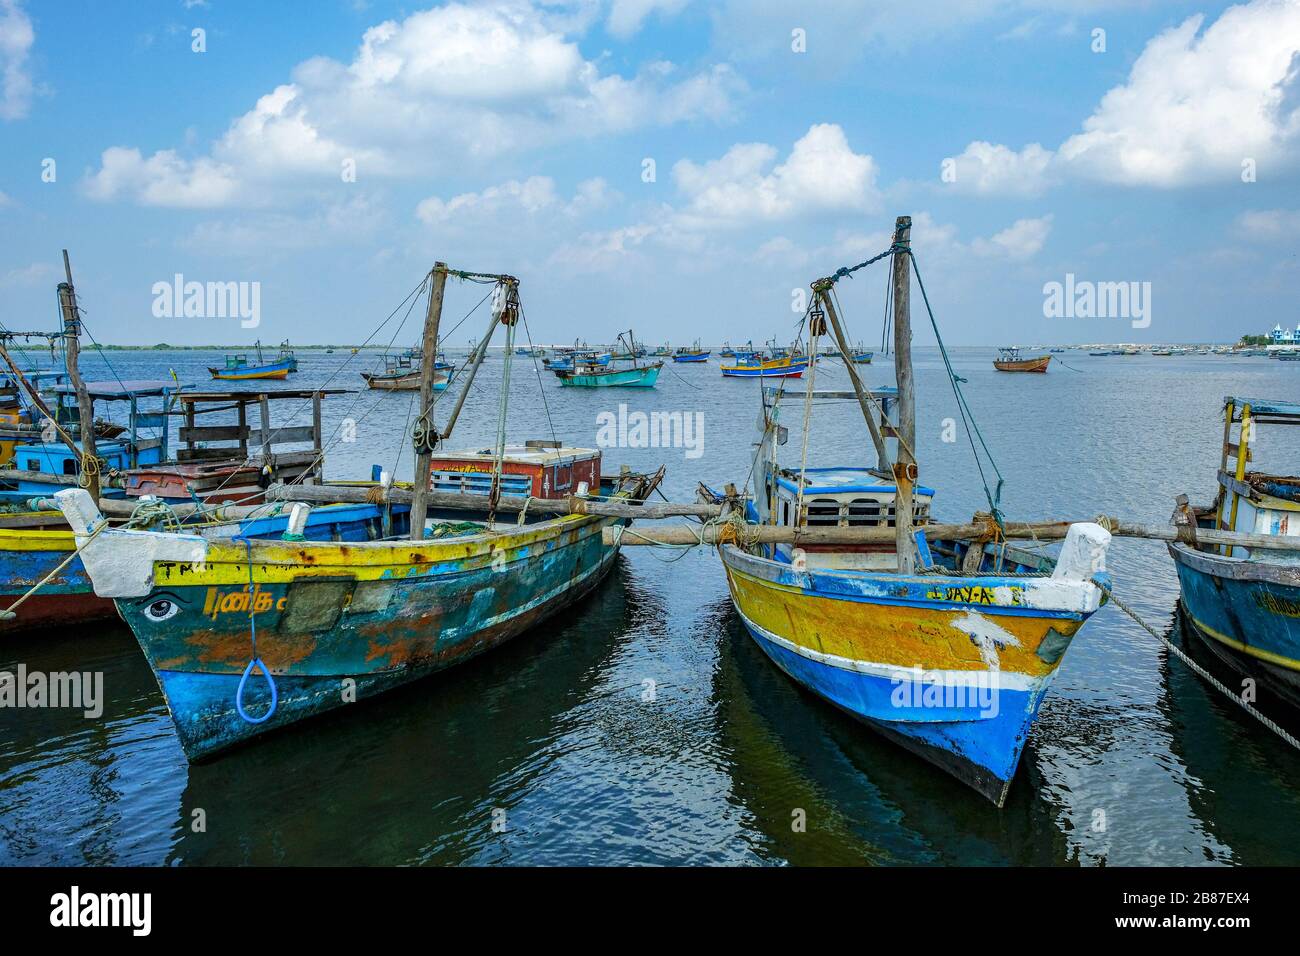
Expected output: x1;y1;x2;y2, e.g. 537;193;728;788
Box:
719;542;1101;805
1169;541;1300;707
77;509;627;760
0;529;117;633
208;360;294;381
672;353;710;362
721;358;808;378
993;356;1051;373
557;364;661;387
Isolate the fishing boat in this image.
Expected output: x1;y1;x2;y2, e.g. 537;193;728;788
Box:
673;340;711;362
361;353;450;391
847;344;874;364
710;217;1111;806
52;263;663;759
993;347;1051;373
652;343;672;357
1152;349;1173;356
209;341;293;380
720;355;808;378
278;340;299;373
1169;397;1300;708
557;330;661;387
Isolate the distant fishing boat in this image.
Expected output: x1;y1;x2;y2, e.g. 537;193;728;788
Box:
1152;349;1173;356
278;340;299;372
673;340;710;362
848;343;873;364
710;217;1111;805
362;353;451;391
1170;397;1300;709
652;342;672;357
209;341;293;380
558;330;661;387
993;346;1051;373
720;355;807;378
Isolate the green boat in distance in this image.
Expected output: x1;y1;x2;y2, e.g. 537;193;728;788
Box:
559;328;662;387
557;361;662;387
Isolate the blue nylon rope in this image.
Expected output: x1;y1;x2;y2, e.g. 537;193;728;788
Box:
232;535;277;724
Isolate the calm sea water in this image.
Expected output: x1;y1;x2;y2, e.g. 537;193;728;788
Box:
3;345;1300;866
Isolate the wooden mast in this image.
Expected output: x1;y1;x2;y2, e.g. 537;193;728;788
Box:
58;250;99;500
890;216;916;573
408;262;449;541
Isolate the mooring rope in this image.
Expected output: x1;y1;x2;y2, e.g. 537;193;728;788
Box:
1094;577;1300;753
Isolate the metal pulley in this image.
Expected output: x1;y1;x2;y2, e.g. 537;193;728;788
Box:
809;306;827;337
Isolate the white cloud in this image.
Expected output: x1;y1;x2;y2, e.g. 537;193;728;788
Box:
1234;207;1300;240
953;0;1300;192
0;0;34;120
0;261;53;288
672;123;878;226
416;175;616;225
84;2;742;208
1059;2;1300;186
607;0;691;38
971;214;1053;259
83;147;240;208
946;141;1054;197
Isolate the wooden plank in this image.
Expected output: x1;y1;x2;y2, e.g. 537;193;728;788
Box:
180;425;249;442
1224;441;1252;462
248;426;316;445
1218;471;1258;501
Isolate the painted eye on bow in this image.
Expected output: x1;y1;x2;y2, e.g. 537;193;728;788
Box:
144;598;180;622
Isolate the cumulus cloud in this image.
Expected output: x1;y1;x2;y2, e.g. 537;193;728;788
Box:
945;142;1054;197
971;214;1053;259
416;175;617;225
948;0;1300;193
672;123;878;226
0;0;34;120
607;0;691;37
83;2;742;208
83;147;240;208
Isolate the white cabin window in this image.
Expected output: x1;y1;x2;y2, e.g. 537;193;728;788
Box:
847;498;882;526
805;498;841;526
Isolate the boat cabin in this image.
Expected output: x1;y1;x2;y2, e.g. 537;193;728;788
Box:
1206;397;1300;558
7;379;185;495
429;442;601;500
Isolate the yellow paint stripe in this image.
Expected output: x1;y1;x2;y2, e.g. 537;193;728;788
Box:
1186;613;1300;672
0;526;76;552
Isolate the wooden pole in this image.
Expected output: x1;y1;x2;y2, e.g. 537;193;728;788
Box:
814;283;890;469
890;216;916;573
58;250;99;500
409;263;449;540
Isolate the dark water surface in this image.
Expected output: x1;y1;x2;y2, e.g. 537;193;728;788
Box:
3;346;1300;865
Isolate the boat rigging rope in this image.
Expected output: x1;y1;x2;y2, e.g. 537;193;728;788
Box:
232;535;278;725
1094;577;1300;753
906;250;1006;527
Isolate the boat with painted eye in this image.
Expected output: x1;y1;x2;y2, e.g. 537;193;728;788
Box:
1169;397;1300;708
709;217;1111;806
52;263;665;760
993;347;1051;373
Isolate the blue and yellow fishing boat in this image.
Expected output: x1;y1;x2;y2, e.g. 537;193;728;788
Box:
1170;397;1300;707
672;340;710;363
713;217;1112;806
209;341;293;380
720;355;808;378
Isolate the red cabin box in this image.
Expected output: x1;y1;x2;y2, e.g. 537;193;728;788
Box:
428;443;601;500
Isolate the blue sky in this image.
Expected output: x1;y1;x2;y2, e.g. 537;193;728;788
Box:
1;0;1298;346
